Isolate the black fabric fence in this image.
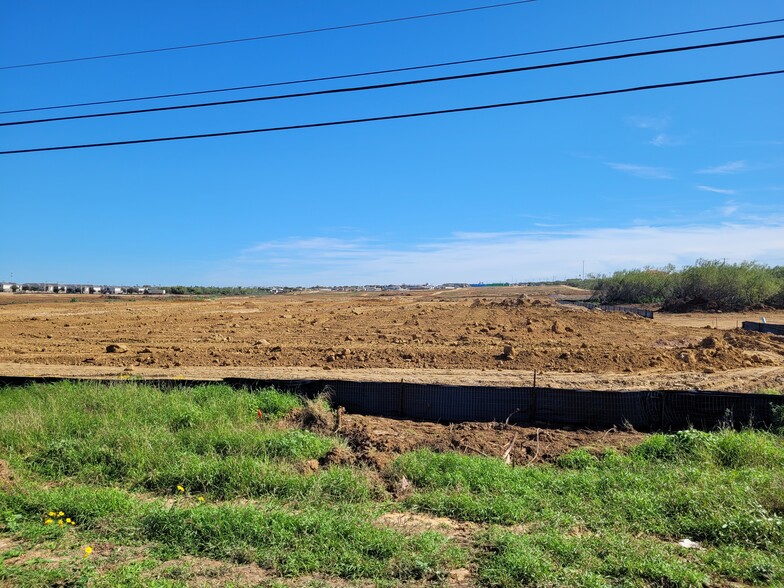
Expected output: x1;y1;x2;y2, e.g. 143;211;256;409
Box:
558;300;654;319
2;375;781;432
318;381;780;431
742;321;784;336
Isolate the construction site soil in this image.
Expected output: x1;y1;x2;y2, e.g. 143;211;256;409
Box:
325;414;645;469
1;287;783;392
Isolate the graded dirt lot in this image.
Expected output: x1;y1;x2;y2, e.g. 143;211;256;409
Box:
1;287;783;391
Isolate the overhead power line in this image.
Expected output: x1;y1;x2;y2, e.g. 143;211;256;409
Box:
3;34;781;128
3;17;782;116
0;0;536;71
2;69;781;156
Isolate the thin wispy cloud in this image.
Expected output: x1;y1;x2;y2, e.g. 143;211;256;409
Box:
650;133;684;147
697;185;736;195
606;162;672;180
625;115;684;147
219;222;784;286
450;231;526;241
243;237;371;254
697;160;747;174
626;115;670;131
720;203;739;217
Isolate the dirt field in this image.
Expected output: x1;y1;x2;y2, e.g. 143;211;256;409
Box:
1;287;784;391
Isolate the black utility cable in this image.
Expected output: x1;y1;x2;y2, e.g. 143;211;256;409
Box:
3;34;781;128
3;17;782;115
2;69;781;155
0;0;536;70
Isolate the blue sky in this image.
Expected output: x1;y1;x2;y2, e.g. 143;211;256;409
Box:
1;1;782;286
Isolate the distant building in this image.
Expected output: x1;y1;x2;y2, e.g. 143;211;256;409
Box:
146;288;166;295
1;283;15;292
65;284;91;294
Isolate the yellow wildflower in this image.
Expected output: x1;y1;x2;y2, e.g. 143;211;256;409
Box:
197;496;205;502
177;485;185;493
84;545;93;558
44;519;53;525
70;521;75;525
48;511;56;517
65;518;72;523
58;511;64;517
58;519;64;526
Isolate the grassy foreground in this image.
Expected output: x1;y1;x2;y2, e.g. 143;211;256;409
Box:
0;381;782;587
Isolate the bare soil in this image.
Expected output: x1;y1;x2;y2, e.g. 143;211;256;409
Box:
1;288;783;391
0;459;15;489
328;413;645;470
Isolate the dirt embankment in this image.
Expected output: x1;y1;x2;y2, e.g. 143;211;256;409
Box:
331;414;645;470
283;401;645;470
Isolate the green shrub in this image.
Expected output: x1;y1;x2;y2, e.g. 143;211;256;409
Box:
672;259;781;310
590;259;784;310
594;266;675;304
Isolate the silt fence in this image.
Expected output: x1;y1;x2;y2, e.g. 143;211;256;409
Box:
1;375;780;432
558;300;654;319
742;321;784;336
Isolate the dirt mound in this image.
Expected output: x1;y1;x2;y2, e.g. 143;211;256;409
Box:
319;413;645;469
699;335;724;349
280;397;336;435
489;295;528;307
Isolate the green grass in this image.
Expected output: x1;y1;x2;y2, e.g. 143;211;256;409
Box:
478;530;712;588
0;481;464;583
0;382;463;584
391;431;784;585
392;433;784;546
0;381;369;503
1;381;784;586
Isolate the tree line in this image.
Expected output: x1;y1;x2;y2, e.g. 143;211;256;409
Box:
566;260;784;311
